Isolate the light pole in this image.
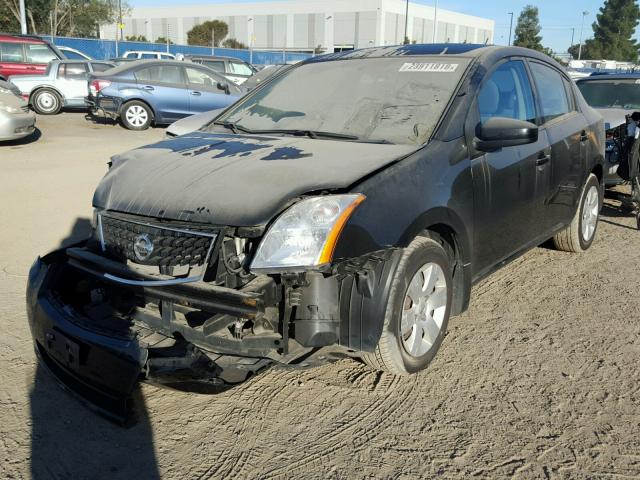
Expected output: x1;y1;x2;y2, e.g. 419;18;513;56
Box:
507;12;514;46
211;27;215;55
578;11;589;60
19;0;27;34
403;0;409;44
166;24;170;53
432;0;438;43
248;18;253;64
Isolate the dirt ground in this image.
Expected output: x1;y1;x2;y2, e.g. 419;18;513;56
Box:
1;113;639;480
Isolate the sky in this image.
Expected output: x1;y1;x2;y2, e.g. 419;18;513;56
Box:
129;0;637;55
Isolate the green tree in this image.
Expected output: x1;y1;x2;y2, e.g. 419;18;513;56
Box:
513;5;545;51
155;36;173;44
222;38;246;49
187;20;228;47
579;0;640;61
126;35;148;42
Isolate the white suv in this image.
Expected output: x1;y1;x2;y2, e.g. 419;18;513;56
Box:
122;51;175;60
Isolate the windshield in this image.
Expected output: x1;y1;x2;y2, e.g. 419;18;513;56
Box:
213;56;470;145
577;80;640;109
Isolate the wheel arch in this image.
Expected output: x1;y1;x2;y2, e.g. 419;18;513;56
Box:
30;85;65;103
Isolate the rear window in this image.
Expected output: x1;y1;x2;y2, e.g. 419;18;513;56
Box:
135;65;183;84
229;62;253;76
577;79;640;110
91;62;113;72
25;43;57;64
200;60;225;73
0;42;24;62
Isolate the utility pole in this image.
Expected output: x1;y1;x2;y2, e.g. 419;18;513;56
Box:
507;12;514;46
211;27;215;55
578;11;589;60
432;0;438;43
403;0;409;44
166;24;170;53
118;0;123;40
19;0;27;34
570;27;575;49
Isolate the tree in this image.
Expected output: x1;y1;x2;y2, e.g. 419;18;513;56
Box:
0;0;127;37
187;20;228;47
222;38;246;49
126;35;148;42
513;5;545;52
155;36;173;44
578;0;640;61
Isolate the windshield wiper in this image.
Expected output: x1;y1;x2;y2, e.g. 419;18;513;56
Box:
213;121;254;134
246;129;360;141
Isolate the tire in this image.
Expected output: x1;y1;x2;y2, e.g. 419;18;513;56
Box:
31;89;62;115
553;173;601;253
120;100;153;130
362;236;453;375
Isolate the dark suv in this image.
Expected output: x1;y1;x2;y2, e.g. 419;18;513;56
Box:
27;44;604;421
0;34;62;80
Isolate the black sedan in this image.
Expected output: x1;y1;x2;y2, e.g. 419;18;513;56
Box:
27;44;604;421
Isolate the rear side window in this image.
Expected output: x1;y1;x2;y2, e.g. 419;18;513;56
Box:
91;62;113;72
201;60;225;73
135;65;183;84
0;42;24;62
58;63;88;79
229;62;253;76
140;53;157;59
25;43;57;63
478;60;537;124
529;62;571;123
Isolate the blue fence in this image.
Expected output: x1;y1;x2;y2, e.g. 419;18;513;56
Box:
52;36;312;65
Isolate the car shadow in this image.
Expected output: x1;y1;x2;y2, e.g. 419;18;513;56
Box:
1;127;42;146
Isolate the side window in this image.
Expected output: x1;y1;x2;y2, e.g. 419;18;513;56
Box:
91;63;113;73
478;60;537;124
185;67;218;86
0;42;25;62
202;60;225;73
58;63;88;79
134;65;183;84
529;62;571;123
140;53;157;59
229;62;253;76
25;44;58;63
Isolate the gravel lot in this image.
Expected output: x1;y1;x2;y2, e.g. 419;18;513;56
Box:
1;113;639;480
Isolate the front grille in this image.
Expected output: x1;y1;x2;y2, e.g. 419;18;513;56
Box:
99;213;217;267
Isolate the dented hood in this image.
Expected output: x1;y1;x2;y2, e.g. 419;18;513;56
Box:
93;132;415;226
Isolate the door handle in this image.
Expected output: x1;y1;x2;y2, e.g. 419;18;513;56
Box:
536;152;551;166
580;130;589;142
142;85;154;91
190;91;202;96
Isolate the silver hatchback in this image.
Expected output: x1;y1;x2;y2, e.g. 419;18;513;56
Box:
0;80;35;141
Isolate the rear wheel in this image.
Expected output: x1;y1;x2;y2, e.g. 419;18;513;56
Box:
120;101;152;130
553;173;601;253
32;88;61;115
362;236;452;375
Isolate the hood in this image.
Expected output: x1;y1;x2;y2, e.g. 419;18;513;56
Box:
595;107;632;130
93;131;416;226
166;109;222;137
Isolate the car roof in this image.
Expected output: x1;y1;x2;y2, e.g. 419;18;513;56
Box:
576;72;640;82
93;59;225;76
187;55;242;61
0;33;47;44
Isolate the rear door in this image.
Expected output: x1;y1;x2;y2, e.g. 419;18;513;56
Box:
528;61;586;232
134;64;190;122
57;63;90;103
184;66;235;113
470;59;551;273
0;41;29;77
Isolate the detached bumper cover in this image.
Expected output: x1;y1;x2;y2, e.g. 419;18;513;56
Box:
86;95;121;119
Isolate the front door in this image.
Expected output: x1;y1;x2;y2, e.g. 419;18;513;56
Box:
184;66;234;114
470;59;551;274
134;64;190;122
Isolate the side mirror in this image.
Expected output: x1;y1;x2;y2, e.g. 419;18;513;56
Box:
474;117;538;151
217;82;230;95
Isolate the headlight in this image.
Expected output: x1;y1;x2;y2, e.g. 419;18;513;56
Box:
0;102;22;114
251;194;366;272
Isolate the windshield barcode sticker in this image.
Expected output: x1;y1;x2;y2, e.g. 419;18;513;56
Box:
399;62;459;73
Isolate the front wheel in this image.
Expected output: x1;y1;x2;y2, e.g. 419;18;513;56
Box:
362;236;453;375
553;173;601;253
120;101;153;130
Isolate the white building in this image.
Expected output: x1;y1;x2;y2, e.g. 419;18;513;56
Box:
102;0;494;52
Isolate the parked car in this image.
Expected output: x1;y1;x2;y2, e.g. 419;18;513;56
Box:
576;73;640;186
87;60;241;130
10;60;115;114
122;50;175;60
27;44;604;421
182;55;257;85
0;34;63;80
0;81;35;141
57;46;93;60
166;108;223;137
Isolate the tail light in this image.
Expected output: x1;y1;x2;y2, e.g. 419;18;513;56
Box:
89;79;111;96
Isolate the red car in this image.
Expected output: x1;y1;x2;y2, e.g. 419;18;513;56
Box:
0;34;62;81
